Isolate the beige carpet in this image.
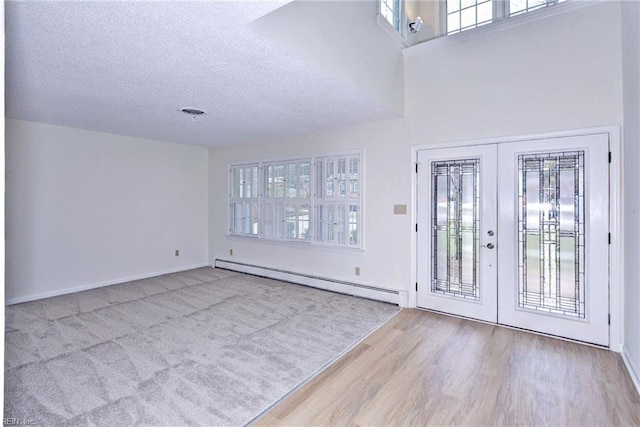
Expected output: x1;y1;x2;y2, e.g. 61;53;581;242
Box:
5;267;399;426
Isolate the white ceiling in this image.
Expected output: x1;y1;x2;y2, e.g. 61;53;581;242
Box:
5;1;399;147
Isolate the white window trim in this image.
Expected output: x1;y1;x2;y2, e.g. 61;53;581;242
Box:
403;0;595;56
227;149;365;250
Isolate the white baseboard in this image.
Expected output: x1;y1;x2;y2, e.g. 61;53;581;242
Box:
621;346;640;397
214;259;400;306
6;263;210;305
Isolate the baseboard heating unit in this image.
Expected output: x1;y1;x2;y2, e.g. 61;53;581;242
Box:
214;259;401;305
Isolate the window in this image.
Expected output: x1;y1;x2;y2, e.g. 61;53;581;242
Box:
262;160;312;241
380;0;401;31
315;155;361;247
379;0;569;41
229;152;362;249
447;0;493;35
509;0;564;17
447;0;566;35
229;164;259;236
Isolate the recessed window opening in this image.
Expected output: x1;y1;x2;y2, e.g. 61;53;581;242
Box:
381;0;402;31
379;0;569;45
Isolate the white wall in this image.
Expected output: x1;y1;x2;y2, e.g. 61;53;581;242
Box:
249;0;404;115
403;2;623;142
209;2;624;298
209;118;408;293
6;119;209;303
622;0;640;384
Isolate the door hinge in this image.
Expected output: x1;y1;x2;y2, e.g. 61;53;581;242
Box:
608;314;611;325
415;163;418;173
609;233;611;244
609;152;612;163
416;282;418;291
415;223;418;232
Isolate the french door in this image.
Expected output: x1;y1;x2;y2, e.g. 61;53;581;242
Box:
417;133;610;346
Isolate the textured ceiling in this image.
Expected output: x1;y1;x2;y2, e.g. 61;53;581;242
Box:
6;1;398;147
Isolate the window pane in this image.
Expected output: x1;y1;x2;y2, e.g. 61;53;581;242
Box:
262;202;276;239
231;168;240;198
518;151;585;318
286;204;297;239
327;205;335;242
447;11;460;33
299;204;311;240
460;7;476;29
461;0;476;9
448;0;461;13
349;158;359;198
337;158;347;198
336;204;347;245
431;158;480;300
284;204;311;240
477;1;492;24
326;160;335;198
317;204;324;242
266;164;285;198
300;162;311;198
286;163;297;198
349;204;359;246
510;0;526;14
316;160;324;198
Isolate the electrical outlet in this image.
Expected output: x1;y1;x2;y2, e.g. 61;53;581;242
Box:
230;249;233;256
355;267;360;276
175;250;180;257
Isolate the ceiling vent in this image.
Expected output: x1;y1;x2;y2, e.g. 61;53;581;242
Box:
180;108;206;116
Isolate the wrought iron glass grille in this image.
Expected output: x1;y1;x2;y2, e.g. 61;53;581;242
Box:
430;159;480;300
518;151;586;318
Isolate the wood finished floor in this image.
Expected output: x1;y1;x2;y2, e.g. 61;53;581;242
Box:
255;309;640;426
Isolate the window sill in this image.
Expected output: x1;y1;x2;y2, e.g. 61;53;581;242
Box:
226;233;366;255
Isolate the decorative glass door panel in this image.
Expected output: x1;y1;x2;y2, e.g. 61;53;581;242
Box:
417;145;498;323
498;135;609;346
518;151;585;318
418;133;609;346
431;159;480;300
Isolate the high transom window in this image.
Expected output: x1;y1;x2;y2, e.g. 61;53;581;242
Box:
379;0;567;43
447;0;566;35
229;152;362;249
381;0;401;31
447;0;493;35
509;0;564;17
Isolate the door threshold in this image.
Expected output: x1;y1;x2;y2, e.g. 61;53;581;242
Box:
416;307;610;350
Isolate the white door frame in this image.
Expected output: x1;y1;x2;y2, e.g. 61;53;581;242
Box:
410;125;622;351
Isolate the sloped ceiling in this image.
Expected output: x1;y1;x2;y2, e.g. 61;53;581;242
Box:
5;1;402;147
